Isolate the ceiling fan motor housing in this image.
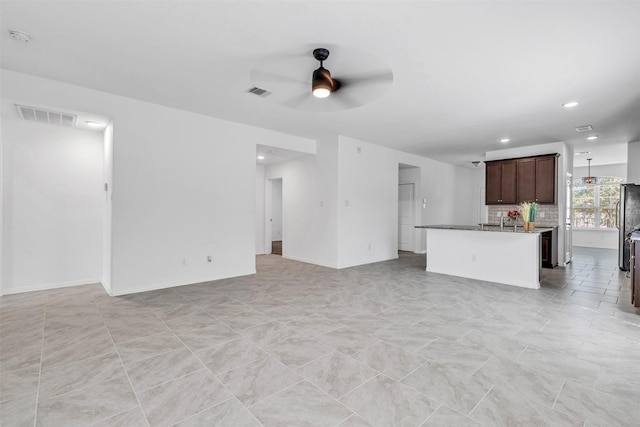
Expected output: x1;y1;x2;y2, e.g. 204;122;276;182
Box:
313;48;330;62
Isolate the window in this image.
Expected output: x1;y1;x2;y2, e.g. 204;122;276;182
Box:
572;177;623;229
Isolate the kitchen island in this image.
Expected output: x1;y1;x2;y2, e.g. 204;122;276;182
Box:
416;225;554;289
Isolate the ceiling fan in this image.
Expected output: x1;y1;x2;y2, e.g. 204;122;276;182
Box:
249;46;393;111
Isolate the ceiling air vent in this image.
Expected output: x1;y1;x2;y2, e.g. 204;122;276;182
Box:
575;125;593;133
15;104;77;127
247;86;272;97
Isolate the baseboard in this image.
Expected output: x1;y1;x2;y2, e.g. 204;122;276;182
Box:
1;277;102;296
283;255;339;269
338;254;399;269
109;269;257;296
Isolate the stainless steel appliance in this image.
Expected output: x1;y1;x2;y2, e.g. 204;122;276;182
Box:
618;183;640;271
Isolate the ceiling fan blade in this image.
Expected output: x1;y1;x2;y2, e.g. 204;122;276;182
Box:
282;92;312;108
330;90;360;110
337;70;393;88
251;70;307;86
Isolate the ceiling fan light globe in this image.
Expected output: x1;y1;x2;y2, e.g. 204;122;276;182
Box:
312;66;333;98
313;87;331;98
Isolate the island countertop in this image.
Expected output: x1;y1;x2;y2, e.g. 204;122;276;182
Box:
415;224;554;234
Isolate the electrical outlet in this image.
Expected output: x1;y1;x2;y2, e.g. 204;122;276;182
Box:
497;212;502;217
471;254;477;262
207;256;212;263
182;258;186;266
539;211;545;218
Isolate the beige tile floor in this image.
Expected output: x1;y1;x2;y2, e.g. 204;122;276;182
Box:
1;247;639;426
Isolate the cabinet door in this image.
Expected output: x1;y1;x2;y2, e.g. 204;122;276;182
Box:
486;162;502;204
536;156;556;203
517;158;536;203
500;160;518;204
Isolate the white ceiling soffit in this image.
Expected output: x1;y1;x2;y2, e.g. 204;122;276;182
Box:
16;104;77;127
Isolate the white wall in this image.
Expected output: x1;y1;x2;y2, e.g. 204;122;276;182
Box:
573;230;618;249
337;136;398;268
271;179;282;241
255;164;266;254
627;141;640;184
1;114;104;294
397;151;478;253
265;134;478;266
2;69;313;295
266;136;340;268
102;121;114;293
2;70;482;291
573;163;626;181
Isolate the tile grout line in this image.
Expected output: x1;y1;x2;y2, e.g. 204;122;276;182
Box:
467;384;494;419
96;300;152;427
160;320;266;425
551;379;566;410
245;378;306;409
31;299;48;427
418;402;445;425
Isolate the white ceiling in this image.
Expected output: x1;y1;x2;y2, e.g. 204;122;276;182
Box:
2;1;639;167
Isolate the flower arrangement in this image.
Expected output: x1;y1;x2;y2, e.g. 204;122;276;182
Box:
507;210;521;221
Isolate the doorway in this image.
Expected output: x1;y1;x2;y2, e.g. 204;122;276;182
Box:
398;183;415;251
265;178;283;256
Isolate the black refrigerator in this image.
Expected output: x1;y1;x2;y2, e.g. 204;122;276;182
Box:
619;183;640;271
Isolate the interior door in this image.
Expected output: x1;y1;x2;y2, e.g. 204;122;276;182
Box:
398;183;415;251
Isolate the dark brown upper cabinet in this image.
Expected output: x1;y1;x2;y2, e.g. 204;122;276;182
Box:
517;158;536;202
534;155;557;203
486;154;557;205
485;159;517;204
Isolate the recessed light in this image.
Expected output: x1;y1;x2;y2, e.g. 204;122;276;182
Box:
84;120;102;127
586;135;599;140
499;138;510;144
9;30;31;43
257;155;265;160
562;101;579;108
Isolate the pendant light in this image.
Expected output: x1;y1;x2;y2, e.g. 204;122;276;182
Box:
582;158;597;184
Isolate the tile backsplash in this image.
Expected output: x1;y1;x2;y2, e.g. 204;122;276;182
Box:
487;204;559;227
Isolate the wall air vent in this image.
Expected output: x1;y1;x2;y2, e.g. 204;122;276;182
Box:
247;86;272;97
575;125;593;133
15;104;77;127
